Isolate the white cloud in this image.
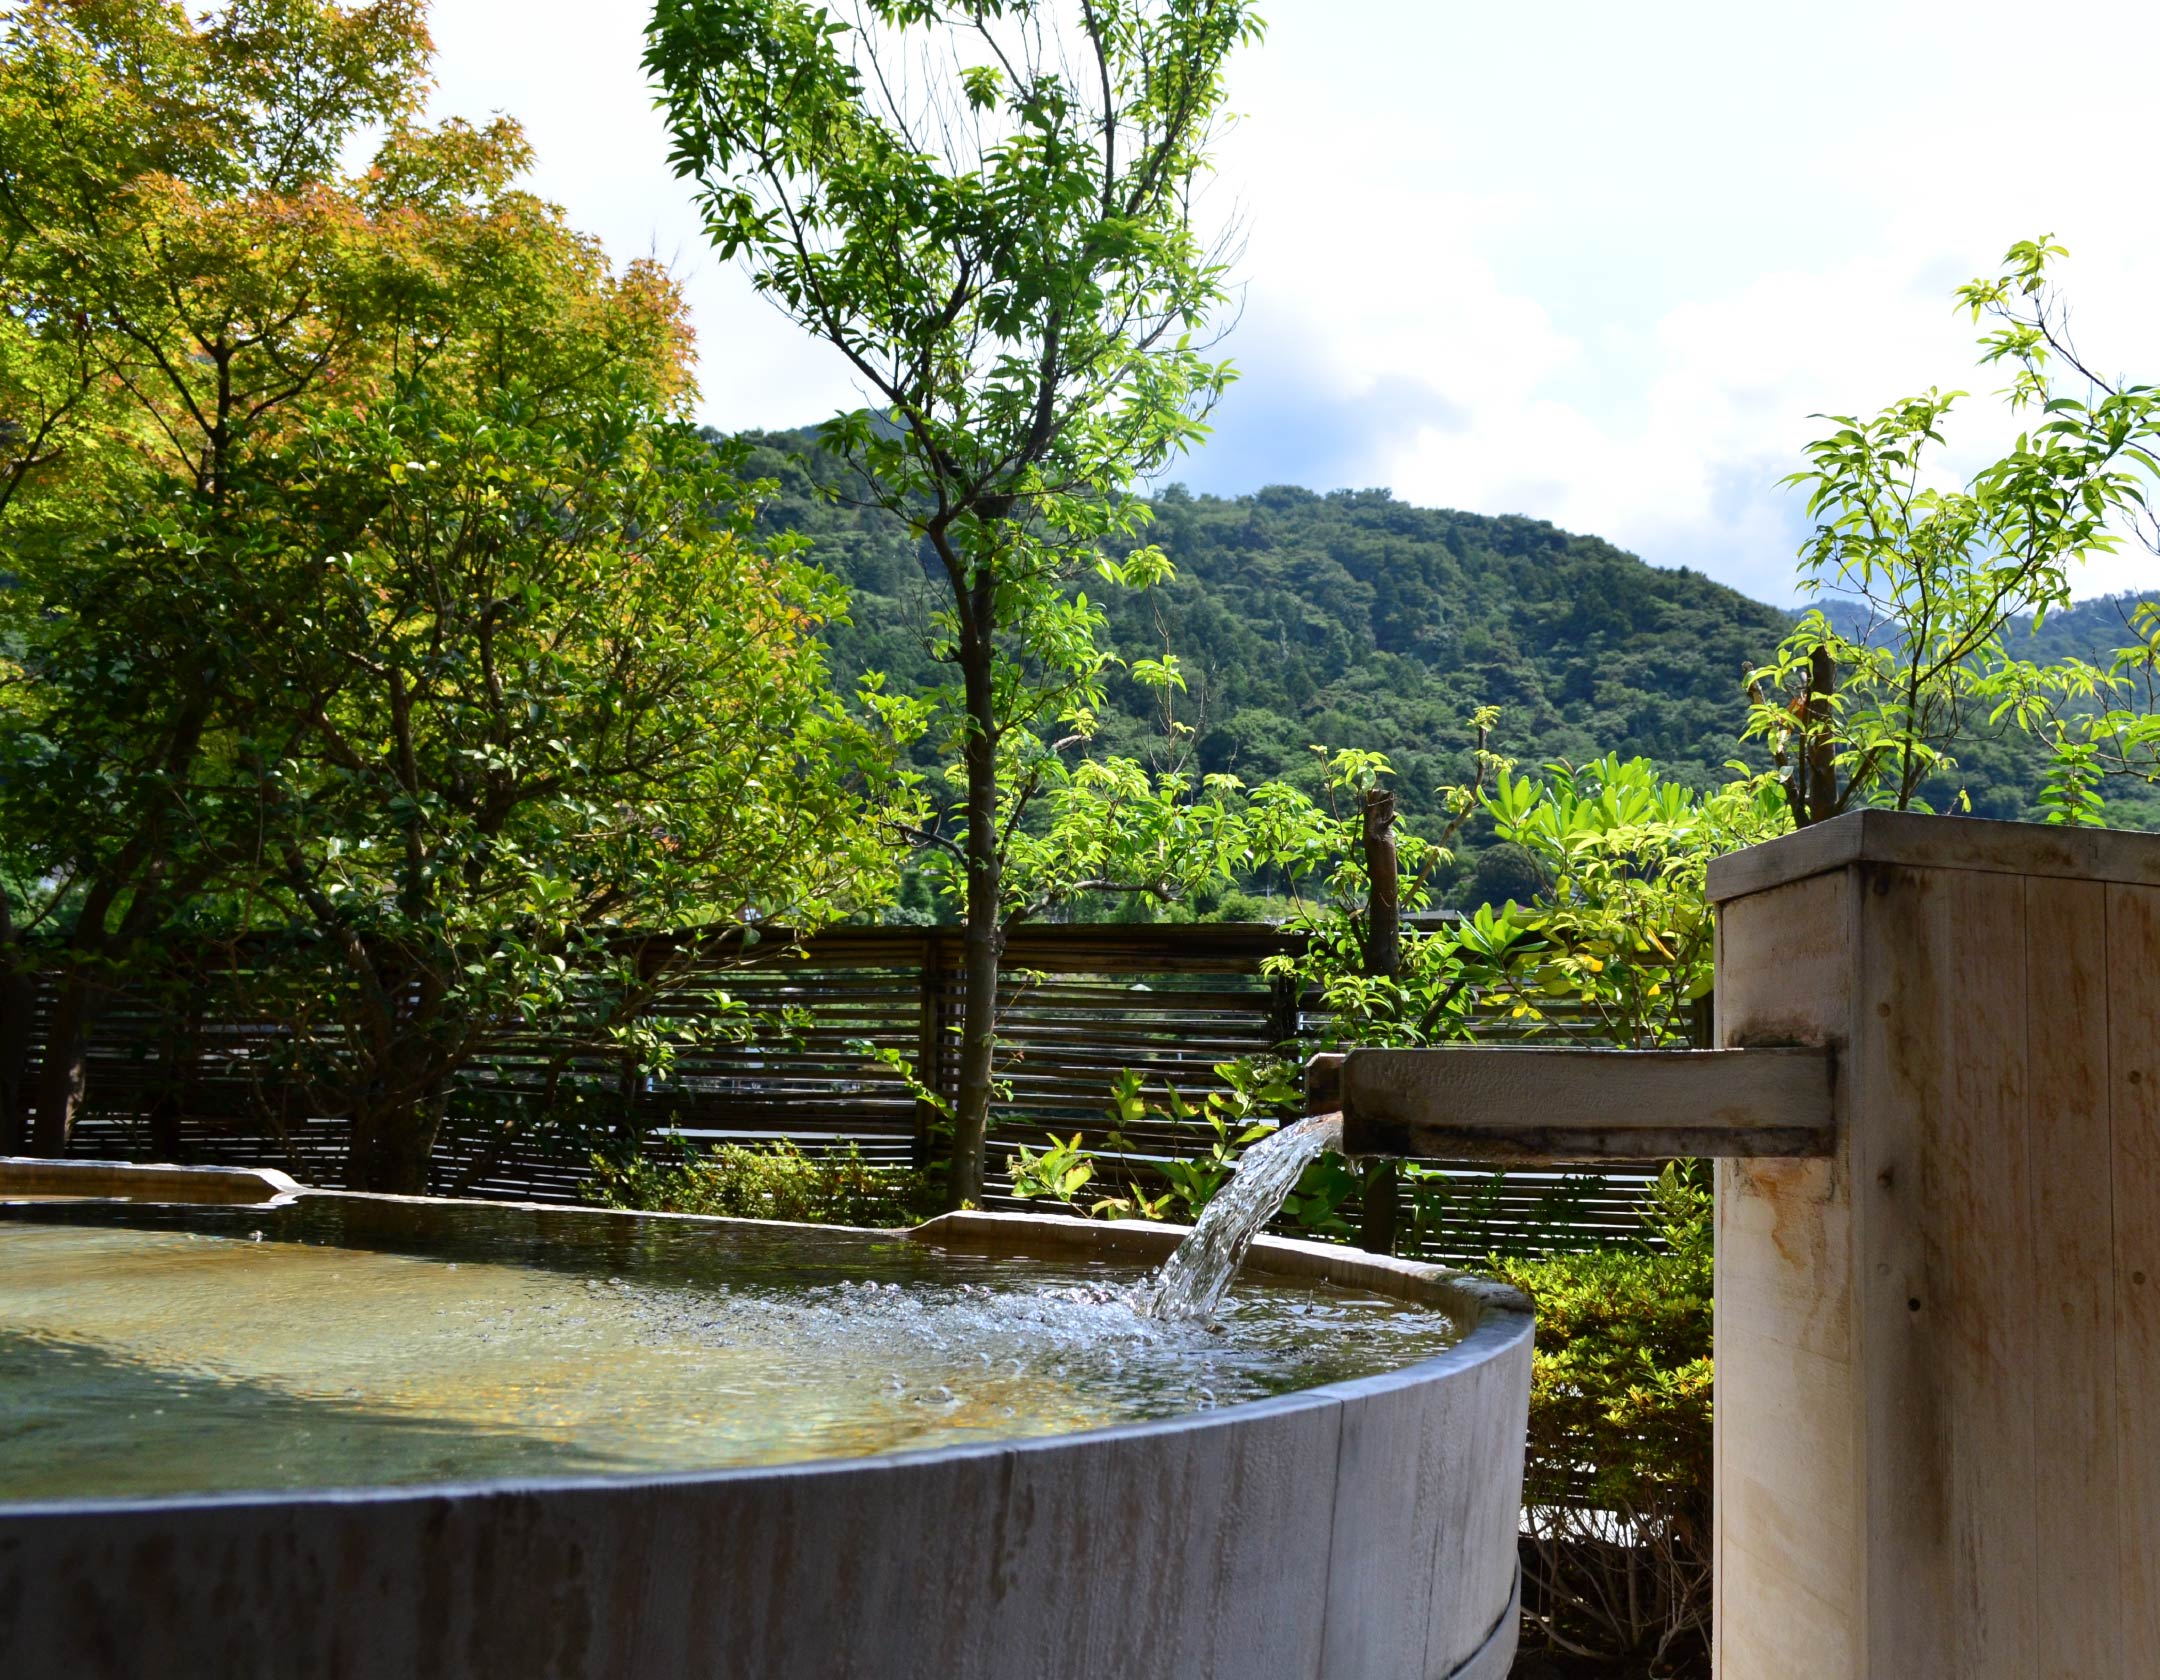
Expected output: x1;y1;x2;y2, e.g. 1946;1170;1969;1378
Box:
421;0;860;430
419;0;2160;604
1174;0;2160;603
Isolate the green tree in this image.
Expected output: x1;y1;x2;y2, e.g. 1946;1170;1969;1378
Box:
1460;840;1546;911
1745;238;2160;826
1267;750;1784;1057
647;0;1262;1204
0;0;440;1149
1955;241;2160;821
1449;756;1787;1048
243;389;893;1192
0;0;894;1186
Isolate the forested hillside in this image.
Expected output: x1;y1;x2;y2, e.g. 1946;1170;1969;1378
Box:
1810;591;2160;828
738;431;2157;832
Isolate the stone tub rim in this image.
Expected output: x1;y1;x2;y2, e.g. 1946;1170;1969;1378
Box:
0;1171;1533;1680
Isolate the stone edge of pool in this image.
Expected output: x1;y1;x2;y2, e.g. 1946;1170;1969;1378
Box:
0;1153;303;1206
0;1161;1532;1680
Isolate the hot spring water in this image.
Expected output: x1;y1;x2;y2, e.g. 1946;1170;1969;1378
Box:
0;1139;1449;1504
1134;1112;1346;1320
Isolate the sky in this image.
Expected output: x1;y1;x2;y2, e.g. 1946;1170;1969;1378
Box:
423;0;2160;606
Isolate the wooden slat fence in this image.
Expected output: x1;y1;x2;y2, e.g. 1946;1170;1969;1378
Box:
15;922;1670;1261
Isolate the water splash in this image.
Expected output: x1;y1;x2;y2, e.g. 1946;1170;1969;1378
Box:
0;1190;1467;1500
1135;1113;1344;1321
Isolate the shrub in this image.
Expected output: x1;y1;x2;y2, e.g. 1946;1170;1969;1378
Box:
587;1140;935;1228
1459;840;1548;910
1490;1163;1713;1675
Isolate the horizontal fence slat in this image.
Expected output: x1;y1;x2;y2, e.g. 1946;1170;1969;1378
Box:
14;922;1670;1274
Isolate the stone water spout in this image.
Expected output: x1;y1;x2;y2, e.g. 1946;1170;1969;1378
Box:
1134;1040;1837;1325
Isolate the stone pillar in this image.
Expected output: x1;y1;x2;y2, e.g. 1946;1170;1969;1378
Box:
1709;811;2160;1678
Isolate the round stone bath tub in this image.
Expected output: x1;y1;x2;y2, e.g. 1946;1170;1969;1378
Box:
0;1168;1532;1680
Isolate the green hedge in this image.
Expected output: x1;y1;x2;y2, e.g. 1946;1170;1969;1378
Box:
1491;1163;1713;1673
588;1140;937;1228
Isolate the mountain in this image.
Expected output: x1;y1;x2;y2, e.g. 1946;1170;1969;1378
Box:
1808;590;2160;828
734;431;2160;835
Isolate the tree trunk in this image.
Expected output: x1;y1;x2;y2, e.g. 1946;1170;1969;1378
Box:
1358;786;1400;1255
0;900;31;1154
946;637;1002;1210
1802;644;1838;825
30;970;93;1157
24;860;186;1157
346;1091;441;1195
17;694;212;1155
1360;787;1400;978
25;874;125;1157
145;996;200;1162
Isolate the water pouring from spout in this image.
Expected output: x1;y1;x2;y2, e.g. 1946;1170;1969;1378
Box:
1135;1112;1344;1320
